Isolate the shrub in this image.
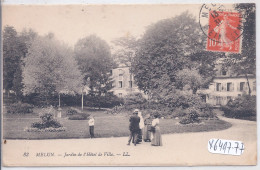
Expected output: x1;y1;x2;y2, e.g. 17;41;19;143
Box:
222;95;256;119
124;92;147;110
68;113;90;120
86;93;124;109
26;127;66;132
179;109;201;124
7;102;34;114
31;113;62;129
67;107;80;115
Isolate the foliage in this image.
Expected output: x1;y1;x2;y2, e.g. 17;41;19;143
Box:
3;26;24;95
112;35;139;67
123;92;147;110
31;113;62;129
67;107;80;115
222;4;256;94
26;127;66;132
179;109;201;124
74;35;114;108
175;68;204;94
132;12;207;94
3;26;38;101
7;102;34;114
68;113;90;120
86;93;124;109
22;35;83;105
222;95;256;119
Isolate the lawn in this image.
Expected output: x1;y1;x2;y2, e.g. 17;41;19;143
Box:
3;107;232;140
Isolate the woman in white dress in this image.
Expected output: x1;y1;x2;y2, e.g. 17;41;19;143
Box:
137;111;145;143
151;114;162;146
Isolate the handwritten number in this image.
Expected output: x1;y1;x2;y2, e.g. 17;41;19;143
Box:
209;139;214;149
214;139;219;151
227;142;232;153
223;142;227;153
218;140;223;151
240;143;245;154
234;142;239;154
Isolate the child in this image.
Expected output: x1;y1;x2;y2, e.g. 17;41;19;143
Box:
88;116;95;138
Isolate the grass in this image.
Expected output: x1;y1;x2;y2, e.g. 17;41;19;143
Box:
3;107;232;139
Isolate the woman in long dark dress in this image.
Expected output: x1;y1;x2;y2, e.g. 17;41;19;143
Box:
143;116;152;142
151;114;162;146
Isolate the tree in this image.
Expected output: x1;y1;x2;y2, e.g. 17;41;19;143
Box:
3;26;23;96
223;4;256;95
175;68;204;94
74;35;114;109
112;35;139;67
3;26;38;101
132;12;207;94
23;35;83;106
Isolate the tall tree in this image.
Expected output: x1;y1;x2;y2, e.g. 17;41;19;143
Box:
223;4;256;95
23;35;83;105
132;12;207;94
74;35;114;108
3;26;22;96
112;35;139;67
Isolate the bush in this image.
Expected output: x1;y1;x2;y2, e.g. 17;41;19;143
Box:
31;113;62;129
124;92;147;110
179;109;201;124
67;107;81;115
86;93;124;109
7;102;34;114
68;113;90;120
26;127;66;132
222;95;256;119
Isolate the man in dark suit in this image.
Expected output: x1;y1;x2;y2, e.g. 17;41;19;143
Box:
127;109;140;146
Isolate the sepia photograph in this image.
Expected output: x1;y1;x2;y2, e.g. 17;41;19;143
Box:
1;2;257;166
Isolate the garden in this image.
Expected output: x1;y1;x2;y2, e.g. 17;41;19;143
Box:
3;92;232;140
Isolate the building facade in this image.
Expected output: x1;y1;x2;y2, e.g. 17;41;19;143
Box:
200;65;256;106
110;66;143;97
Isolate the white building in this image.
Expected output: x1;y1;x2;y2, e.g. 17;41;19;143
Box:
110;66;143;97
199;65;256;106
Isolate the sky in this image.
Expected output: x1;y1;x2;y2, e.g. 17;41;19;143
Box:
2;4;201;48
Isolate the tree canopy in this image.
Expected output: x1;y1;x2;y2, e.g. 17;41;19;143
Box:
132;12;217;94
23;35;83;105
74;35;114;108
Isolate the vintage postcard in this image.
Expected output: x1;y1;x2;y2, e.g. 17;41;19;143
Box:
1;3;257;166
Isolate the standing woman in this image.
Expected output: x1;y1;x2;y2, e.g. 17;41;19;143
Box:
151;114;162;146
137;111;145;143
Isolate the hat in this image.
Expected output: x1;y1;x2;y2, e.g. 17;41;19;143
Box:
133;109;139;113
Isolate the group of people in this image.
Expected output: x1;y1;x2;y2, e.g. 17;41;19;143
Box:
127;109;162;146
87;109;163;147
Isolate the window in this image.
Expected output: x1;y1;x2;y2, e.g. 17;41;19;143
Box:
222;70;227;75
119;93;122;98
129;81;133;88
216;96;222;105
240;82;245;91
216;83;221;91
119;69;123;76
227;83;232;91
119;81;123;88
110;70;113;75
227;96;232;102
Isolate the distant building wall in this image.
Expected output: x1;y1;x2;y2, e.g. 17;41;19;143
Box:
110;66;144;97
205;75;256;106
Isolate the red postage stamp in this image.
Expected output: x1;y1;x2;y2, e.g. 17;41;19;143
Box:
206;11;242;53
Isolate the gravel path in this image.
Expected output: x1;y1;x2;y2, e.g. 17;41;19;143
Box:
3;116;257;166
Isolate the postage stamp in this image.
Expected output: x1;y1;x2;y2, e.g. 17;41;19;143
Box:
199;4;245;53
